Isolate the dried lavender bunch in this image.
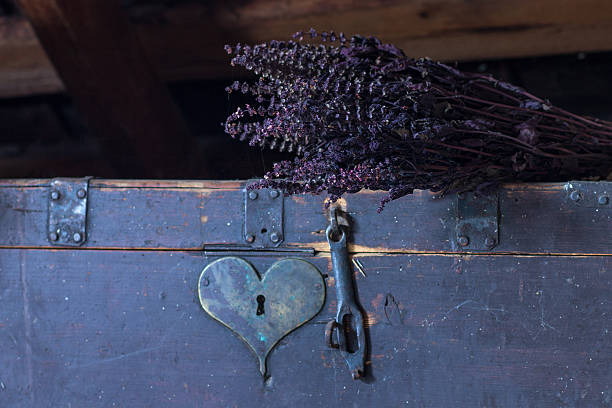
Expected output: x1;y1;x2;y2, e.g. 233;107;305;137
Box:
224;29;612;210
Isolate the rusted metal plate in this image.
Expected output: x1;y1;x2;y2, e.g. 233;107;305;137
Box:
198;257;325;377
565;180;611;209
454;191;499;251
47;178;90;246
243;186;284;248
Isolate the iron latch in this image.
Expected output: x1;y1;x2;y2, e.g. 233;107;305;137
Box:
243;184;284;248
454;191;499;251
47;177;91;246
325;205;366;380
565;181;611;209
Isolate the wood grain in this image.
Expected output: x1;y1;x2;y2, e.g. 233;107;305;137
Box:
139;0;612;81
0;179;610;255
0;16;62;97
14;0;200;178
2;0;612;97
0;250;609;406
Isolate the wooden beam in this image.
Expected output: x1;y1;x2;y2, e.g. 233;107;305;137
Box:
2;0;612;98
138;0;612;81
14;0;200;178
0;146;117;178
0;16;63;97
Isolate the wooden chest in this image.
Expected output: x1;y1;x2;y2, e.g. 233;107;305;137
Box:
0;178;610;407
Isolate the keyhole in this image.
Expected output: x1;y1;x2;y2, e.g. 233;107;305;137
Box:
256;295;266;316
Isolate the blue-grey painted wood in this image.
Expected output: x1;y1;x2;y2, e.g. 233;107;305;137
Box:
0;180;610;254
0;250;610;407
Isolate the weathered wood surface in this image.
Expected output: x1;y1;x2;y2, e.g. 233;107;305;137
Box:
15;0;199;178
3;0;612;97
0;180;610;255
0;250;609;407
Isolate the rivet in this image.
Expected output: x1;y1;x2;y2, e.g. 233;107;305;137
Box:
201;277;210;287
569;190;582;201
49;232;59;241
598;195;609;205
248;191;258;200
76;188;87;199
270;232;281;243
73;232;82;243
457;235;469;247
269;190;279;199
484;236;496;248
50;190;60;200
245;234;255;243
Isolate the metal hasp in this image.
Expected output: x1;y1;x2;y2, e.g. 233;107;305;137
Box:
566;181;611;209
47;177;91;246
244;184;284;248
198;257;325;377
325;206;367;380
454;191;499;251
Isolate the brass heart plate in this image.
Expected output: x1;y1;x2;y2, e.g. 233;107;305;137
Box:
198;257;325;376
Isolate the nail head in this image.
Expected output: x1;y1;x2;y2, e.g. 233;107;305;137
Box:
569;190;582;201
457;235;469;247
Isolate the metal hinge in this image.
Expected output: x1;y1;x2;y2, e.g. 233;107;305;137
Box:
243;184;284;248
565;181;611;209
453;191;499;251
47;177;92;246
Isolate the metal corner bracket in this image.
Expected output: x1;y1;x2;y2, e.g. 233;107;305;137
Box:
243;183;284;248
454;191;499;251
47;177;92;246
565;181;611;209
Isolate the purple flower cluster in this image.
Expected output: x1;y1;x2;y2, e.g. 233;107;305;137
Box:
224;29;612;210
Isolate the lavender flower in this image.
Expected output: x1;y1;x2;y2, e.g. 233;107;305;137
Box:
224;30;612;211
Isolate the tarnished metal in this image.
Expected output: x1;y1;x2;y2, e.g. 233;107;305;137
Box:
326;206;367;380
244;184;284;248
325;320;339;349
454;191;499;251
565;181;611;209
198;257;325;377
47;177;91;246
456;235;470;247
352;258;367;277
328;204;340;240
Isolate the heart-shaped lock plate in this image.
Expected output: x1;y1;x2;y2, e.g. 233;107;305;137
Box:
198;257;325;376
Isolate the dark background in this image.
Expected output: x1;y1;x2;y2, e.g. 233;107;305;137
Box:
1;0;611;180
